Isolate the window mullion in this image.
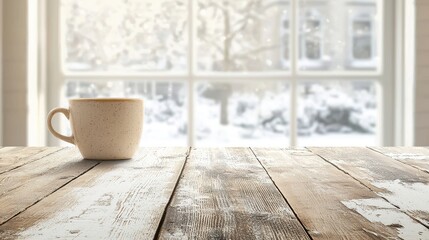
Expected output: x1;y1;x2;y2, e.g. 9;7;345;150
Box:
295;75;382;81
290;0;298;147
62;75;190;81
188;0;195;147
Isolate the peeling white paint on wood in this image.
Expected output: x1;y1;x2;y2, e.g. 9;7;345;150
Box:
253;148;407;239
310;147;429;229
372;179;429;226
373;179;429;212
370;147;429;173
342;198;429;240
0;148;188;240
18;168;166;239
384;153;429;160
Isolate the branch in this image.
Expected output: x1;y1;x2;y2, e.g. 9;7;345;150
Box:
198;34;224;54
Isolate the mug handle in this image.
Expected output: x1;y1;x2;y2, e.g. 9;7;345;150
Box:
47;108;75;144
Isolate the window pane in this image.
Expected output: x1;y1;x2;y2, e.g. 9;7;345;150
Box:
196;0;290;72
297;81;377;146
300;18;322;61
195;81;290;146
63;80;188;146
298;0;379;71
353;35;371;60
353;21;372;60
61;0;188;72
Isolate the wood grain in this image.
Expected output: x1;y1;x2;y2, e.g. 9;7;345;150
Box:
159;148;310;240
309;147;429;228
252;148;429;239
370;146;429;174
0;147;63;174
0;147;98;225
0;147;188;240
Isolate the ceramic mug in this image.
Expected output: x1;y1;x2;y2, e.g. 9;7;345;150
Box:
47;98;143;160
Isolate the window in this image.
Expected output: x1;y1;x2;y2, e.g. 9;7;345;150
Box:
353;19;373;59
297;81;377;146
49;0;390;147
62;0;187;72
280;13;290;68
349;12;376;69
299;9;324;70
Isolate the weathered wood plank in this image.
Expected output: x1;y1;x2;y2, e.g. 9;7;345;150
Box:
0;147;18;154
0;147;64;174
0;147;23;159
0;147;98;225
159;148;310;240
370;146;429;174
309;147;429;228
252;148;429;239
0;147;188;240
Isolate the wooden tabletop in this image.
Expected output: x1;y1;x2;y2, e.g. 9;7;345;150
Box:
0;147;428;239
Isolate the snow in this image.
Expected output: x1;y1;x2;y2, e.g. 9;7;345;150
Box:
63;80;378;147
195;82;290;147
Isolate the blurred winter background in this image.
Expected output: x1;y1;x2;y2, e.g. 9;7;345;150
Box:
61;0;379;147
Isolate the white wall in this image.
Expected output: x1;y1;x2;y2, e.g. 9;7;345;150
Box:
0;0;3;146
2;0;28;146
27;0;45;146
0;1;3;146
415;0;429;145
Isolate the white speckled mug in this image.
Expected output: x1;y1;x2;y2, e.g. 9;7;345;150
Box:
47;98;143;160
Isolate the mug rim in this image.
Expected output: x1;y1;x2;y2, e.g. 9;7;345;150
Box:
69;98;143;102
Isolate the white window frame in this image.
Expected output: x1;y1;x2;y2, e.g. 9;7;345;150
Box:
46;0;396;147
